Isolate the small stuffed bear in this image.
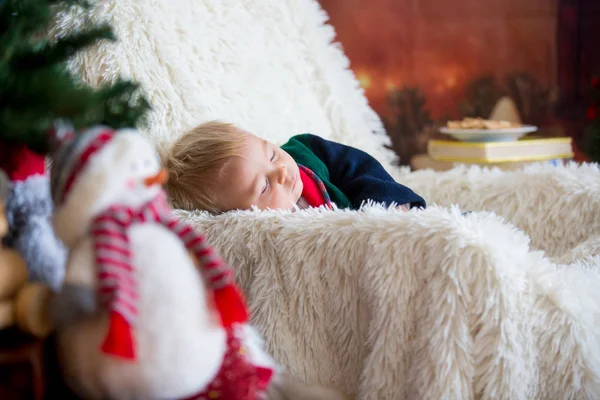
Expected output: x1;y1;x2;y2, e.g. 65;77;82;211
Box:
0;169;54;338
0;142;66;290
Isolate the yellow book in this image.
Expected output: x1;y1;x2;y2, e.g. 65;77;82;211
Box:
410;154;566;172
427;137;574;163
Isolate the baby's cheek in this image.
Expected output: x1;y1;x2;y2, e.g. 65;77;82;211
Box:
267;190;291;211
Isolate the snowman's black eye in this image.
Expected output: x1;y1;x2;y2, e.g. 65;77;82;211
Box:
143;159;151;167
130;162;139;171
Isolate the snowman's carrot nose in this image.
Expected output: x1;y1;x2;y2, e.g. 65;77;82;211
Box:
144;169;168;186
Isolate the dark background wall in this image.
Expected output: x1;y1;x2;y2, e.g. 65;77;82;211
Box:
319;0;598;163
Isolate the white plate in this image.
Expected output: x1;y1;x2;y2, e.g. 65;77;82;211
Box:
439;125;538;142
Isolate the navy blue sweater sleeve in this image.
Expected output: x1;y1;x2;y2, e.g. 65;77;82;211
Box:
304;134;426;209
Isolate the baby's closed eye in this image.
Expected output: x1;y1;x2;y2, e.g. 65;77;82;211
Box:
261;178;270;194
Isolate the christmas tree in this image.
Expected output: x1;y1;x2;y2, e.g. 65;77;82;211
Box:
383;87;435;164
0;0;150;153
459;73;556;126
458;76;504;119
0;0;150;288
583;76;600;162
505;72;556;127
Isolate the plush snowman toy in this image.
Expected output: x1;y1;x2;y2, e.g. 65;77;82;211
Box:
48;125;276;399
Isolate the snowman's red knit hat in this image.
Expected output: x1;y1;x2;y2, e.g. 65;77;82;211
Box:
50;125;116;206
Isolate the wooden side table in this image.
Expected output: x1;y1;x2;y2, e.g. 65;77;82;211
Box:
0;328;45;400
43;335;80;399
0;329;79;400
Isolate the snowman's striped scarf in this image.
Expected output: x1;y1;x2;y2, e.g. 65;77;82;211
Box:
90;191;232;333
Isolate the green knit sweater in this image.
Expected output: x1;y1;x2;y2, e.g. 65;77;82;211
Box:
281;134;352;209
281;134;427;210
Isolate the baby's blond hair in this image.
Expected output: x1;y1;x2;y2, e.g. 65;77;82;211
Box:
163;121;245;213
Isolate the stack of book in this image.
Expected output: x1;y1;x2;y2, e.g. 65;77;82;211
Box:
411;118;574;171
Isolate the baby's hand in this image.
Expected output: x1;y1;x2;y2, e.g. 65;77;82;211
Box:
397;204;409;212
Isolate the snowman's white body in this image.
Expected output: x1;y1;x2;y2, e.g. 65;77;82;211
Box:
52;130;276;400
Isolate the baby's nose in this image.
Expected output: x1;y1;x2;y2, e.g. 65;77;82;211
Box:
277;165;287;184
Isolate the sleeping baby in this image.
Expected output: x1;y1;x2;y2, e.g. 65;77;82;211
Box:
163;121;426;213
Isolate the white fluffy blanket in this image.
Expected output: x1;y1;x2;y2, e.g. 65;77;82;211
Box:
178;162;600;399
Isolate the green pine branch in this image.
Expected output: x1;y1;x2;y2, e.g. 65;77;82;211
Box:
0;0;150;154
13;27;115;70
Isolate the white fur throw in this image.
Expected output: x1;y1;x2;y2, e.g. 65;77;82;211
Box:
52;0;600;398
177;162;600;399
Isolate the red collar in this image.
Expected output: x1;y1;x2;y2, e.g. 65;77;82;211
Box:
299;166;327;208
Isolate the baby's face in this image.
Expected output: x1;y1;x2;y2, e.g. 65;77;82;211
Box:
218;132;303;211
